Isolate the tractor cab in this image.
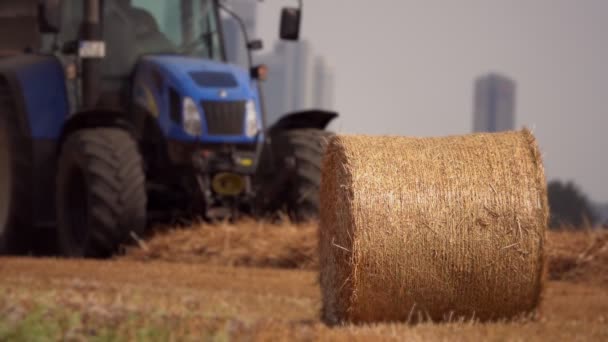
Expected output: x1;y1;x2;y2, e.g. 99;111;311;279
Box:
0;0;337;258
54;0;227;106
0;1;44;55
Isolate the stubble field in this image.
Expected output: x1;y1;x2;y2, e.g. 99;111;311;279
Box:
0;222;606;341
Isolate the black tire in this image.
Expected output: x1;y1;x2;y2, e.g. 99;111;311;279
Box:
56;128;147;258
0;83;33;255
274;128;334;222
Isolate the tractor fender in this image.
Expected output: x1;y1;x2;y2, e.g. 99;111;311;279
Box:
0;54;69;241
268;110;338;135
57;109;137;154
0;54;69;140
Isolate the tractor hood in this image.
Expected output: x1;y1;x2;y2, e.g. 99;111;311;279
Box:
141;55;255;101
133;55;263;145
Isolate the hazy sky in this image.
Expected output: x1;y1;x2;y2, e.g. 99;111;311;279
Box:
250;0;608;202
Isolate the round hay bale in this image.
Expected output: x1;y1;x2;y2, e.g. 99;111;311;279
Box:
319;129;548;324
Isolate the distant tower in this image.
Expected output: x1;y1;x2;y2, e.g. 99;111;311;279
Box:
473;73;516;133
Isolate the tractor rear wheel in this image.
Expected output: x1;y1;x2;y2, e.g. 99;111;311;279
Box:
56;128;147;258
0;86;32;255
274;129;334;222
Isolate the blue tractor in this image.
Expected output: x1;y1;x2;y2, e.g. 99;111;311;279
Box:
0;0;337;257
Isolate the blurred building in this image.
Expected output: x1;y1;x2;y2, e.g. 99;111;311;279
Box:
473;73;516;133
221;0;335;126
313;56;335;109
221;0;258;68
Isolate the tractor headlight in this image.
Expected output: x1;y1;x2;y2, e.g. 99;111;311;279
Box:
245;100;259;137
183;97;202;136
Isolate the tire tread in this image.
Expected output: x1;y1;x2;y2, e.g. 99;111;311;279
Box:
277;129;333;222
57;128;146;257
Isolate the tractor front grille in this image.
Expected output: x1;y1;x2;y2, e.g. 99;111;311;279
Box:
201;101;246;135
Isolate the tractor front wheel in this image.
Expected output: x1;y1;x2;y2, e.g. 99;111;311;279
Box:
56;128;147;258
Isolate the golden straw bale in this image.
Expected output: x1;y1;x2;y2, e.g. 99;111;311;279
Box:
319;129;548;324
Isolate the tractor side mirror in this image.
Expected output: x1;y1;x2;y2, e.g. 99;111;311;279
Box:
247;39;263;51
279;7;301;41
38;0;61;33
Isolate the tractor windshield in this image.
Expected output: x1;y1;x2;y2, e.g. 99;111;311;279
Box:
130;0;224;60
58;0;224;61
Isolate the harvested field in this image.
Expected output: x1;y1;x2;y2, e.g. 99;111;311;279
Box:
0;223;606;340
124;221;608;284
546;227;608;285
0;258;607;341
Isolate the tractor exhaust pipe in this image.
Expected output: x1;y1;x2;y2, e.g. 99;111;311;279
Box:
81;0;102;108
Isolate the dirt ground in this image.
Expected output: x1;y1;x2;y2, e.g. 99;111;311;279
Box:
0;224;607;341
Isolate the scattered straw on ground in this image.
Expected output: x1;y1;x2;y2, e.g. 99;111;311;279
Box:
123;219;318;269
124;221;607;286
547;227;608;286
